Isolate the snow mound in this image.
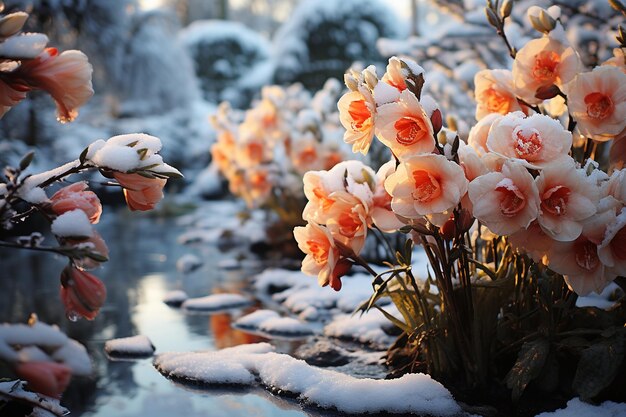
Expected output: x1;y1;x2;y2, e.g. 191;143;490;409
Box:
176;253;203;274
154;343;460;416
182;293;253;313
234;310;313;337
535;398;626;417
105;335;155;358
163;290;189;307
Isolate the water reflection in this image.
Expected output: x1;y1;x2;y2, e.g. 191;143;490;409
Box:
0;205;311;417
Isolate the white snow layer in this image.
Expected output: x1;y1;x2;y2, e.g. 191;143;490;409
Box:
182;293;252;313
50;209;93;238
535;398;626;417
154;343;460;416
176;253;203;274
0;381;68;416
163;290;189;306
233;310;313;337
105;335;155;356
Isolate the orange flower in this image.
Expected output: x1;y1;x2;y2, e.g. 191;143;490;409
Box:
14;48;93;122
15;361;72;398
512;37;581;104
50;181;102;224
293;222;342;290
338;88;376;155
113;172;166;211
474;69;527;120
60;266;106;320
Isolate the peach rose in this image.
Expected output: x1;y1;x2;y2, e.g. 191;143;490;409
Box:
384;154;468;218
469;160;540;235
113;172;166;211
474;69;526;120
512;37;581;104
60;265;107;320
15;48;93;122
376;89;435;160
325;191;369;254
535;158;599;241
293;222;342;290
547;208;617;295
486;112;572;169
50;181;102;224
337;87;376;155
598;208;626;277
15;361;72;398
566;66;626;141
467;113;502;155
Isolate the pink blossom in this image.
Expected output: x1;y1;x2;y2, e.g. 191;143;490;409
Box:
566;66;626;141
60;266;107;320
384;154;468;218
371;160;405;232
65;230;109;270
15;361;72;398
486;112;572;169
512;37;581;104
50;181;102;224
14;48;93;122
467;113;502;155
509;221;554;264
535;158;599;241
469;160;540;235
375;89;435;160
598;208;626;276
113;172;166;211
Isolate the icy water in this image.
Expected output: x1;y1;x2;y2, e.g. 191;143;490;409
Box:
0;206;324;417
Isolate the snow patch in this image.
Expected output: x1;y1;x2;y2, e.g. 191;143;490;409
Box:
182;293;253;313
105;335;155;358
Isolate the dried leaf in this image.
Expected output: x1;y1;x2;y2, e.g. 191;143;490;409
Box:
506;338;550;402
572;333;625;401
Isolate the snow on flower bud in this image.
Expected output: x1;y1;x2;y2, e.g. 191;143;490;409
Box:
60;266;107;320
14;361;72;398
294;222;342;291
50;181;102;224
469;160;540;235
376;89;435;160
51;209;93;239
14;48;93;122
113;172;167;211
565;66;626;141
0;12;29;39
535;158;599;241
512;36;581;104
474;69;527;120
384;153;468;218
486;112;572;169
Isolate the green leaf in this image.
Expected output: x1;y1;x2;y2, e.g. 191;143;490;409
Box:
19;151;34;171
79;146;89;164
506;338;550;402
572;333;625;401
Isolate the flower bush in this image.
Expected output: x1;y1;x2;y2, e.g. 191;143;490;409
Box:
0;4;181;402
295;0;626;406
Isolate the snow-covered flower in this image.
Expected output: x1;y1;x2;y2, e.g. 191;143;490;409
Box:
486;112;572;169
566;66;626;141
469;160;539;235
380;55;424;93
290;133;322;175
535;158;599;241
243;166;273;209
375;89;435;160
385;154;468;218
113;172;167;212
474;69;526;120
14;48;93;122
14;361;72;398
293;222;342;290
60;266;107;321
512;37;580;104
50;181;102;224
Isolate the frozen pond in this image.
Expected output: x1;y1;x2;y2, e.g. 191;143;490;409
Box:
0;205;324;417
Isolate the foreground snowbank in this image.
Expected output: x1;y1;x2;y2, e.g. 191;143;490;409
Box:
154;343;461;416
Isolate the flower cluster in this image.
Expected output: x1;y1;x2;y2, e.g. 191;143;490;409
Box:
211;81;348;211
0;8;93;122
